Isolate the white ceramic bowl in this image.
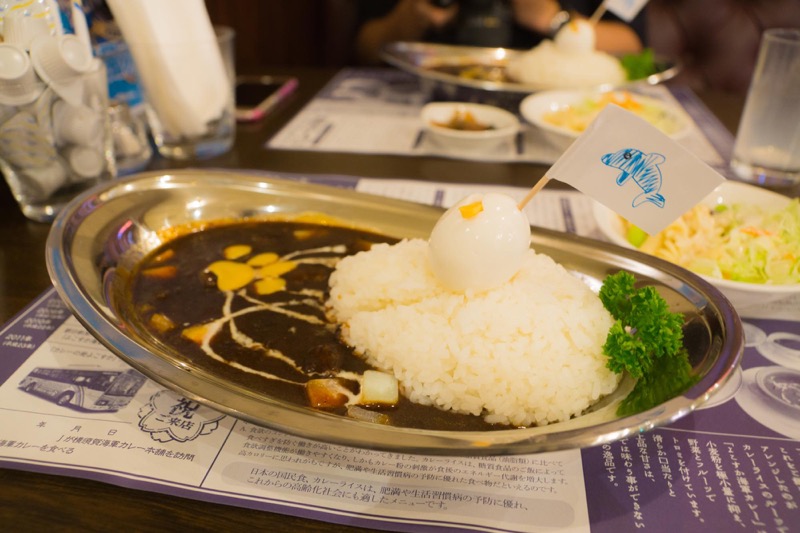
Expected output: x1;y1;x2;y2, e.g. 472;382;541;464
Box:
593;180;800;310
520;89;690;150
421;102;519;152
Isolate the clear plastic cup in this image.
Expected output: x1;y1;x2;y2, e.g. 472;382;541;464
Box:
730;28;800;188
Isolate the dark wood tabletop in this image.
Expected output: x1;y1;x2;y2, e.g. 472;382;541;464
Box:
0;67;753;531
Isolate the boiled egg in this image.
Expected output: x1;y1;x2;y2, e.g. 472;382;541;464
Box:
554;19;596;55
428;193;531;292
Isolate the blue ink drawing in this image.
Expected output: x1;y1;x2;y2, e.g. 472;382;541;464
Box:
601;148;666;208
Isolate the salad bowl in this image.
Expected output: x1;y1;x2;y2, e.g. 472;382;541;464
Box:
520;89;691;151
594;180;800;310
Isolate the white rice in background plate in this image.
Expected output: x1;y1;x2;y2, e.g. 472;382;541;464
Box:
327;239;620;427
506;41;626;90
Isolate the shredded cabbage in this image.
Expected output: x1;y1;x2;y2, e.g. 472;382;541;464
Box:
624;199;800;285
543;91;683;135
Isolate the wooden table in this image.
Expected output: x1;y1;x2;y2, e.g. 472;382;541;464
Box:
0;67;752;531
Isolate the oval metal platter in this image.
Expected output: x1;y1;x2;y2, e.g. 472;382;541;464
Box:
46;169;742;455
380;41;681;94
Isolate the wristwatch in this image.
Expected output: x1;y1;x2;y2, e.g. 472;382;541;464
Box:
548;10;571;37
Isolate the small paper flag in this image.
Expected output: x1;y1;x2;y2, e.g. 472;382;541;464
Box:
546;104;725;235
604;0;649;22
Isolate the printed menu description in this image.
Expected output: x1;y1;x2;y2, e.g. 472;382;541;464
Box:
1;178;798;532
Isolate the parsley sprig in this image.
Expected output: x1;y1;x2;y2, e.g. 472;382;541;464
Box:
620;48;658;81
599;271;698;416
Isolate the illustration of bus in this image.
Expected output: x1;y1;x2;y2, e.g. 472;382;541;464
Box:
18;367;147;412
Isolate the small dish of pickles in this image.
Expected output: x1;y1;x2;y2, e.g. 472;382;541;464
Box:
421;102;519;152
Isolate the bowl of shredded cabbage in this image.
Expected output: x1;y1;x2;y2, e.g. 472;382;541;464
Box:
520;89;690;151
593;181;800;310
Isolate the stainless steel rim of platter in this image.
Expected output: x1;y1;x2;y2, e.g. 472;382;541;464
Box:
45;169;742;455
380;41;681;94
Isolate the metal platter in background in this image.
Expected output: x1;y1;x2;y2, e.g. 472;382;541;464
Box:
380;41;681;96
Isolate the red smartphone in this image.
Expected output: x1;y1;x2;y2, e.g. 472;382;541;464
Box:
235;75;298;122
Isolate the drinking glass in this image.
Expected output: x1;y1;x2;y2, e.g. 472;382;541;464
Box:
131;26;235;160
0;52;115;222
730;28;800;188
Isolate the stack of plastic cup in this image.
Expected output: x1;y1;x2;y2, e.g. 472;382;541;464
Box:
2;9;51;50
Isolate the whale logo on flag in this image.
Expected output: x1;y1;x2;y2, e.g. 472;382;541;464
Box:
601;147;666;208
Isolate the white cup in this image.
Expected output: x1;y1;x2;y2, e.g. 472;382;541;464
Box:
31;34;94;78
65;145;106;180
730;28;800;188
29;34;94;105
0;43;45;105
52;100;104;145
3;11;52;50
22;160;69;198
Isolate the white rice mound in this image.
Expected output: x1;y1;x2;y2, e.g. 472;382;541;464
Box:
327;239;620;427
506;41;626;89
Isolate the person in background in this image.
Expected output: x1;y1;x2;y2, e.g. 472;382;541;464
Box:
355;0;646;64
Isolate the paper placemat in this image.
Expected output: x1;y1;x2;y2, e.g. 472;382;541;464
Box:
1;172;797;533
268;69;734;177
